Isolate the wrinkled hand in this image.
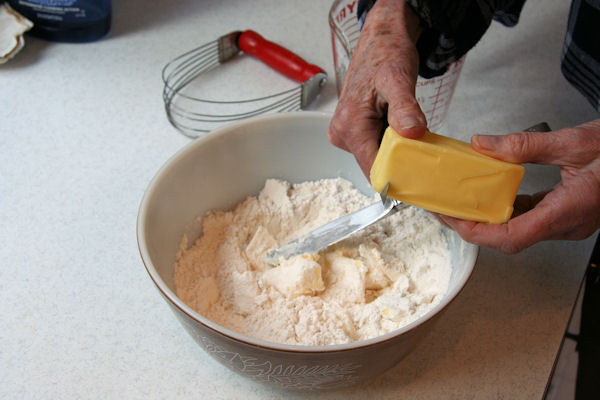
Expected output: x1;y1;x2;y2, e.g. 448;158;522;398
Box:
328;0;427;178
437;119;600;253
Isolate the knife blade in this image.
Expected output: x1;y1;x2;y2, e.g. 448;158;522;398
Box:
264;184;406;266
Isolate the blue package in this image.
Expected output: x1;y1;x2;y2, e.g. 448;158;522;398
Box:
8;0;111;42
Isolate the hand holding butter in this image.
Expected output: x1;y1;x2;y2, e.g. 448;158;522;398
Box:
370;127;524;224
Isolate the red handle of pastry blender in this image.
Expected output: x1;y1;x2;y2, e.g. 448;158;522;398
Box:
237;30;325;83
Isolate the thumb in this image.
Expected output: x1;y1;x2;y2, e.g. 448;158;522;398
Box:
375;66;427;139
471;131;565;164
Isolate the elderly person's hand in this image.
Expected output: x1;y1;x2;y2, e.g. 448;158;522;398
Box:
437;120;600;253
328;0;427;178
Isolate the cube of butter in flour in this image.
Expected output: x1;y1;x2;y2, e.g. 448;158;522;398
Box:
370;127;525;223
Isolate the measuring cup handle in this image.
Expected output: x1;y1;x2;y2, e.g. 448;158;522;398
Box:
237;30;325;83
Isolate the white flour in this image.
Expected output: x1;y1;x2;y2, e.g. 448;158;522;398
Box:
174;178;451;346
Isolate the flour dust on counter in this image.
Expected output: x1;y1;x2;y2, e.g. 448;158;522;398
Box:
174;178;452;346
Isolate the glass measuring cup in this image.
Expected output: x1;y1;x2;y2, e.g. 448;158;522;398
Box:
329;0;465;132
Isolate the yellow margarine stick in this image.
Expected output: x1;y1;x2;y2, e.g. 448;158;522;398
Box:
370;127;525;223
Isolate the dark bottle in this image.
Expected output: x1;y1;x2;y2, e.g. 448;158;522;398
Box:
7;0;111;43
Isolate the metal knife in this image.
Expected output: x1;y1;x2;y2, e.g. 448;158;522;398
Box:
264;184;407;266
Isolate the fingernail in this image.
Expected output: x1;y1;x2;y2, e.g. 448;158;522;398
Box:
472;134;499;151
397;117;426;138
399;116;423;130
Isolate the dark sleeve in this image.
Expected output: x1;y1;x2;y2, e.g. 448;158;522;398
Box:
358;0;527;78
408;0;527;77
561;0;600;111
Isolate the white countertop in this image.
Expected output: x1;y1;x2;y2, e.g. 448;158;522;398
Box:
1;0;598;398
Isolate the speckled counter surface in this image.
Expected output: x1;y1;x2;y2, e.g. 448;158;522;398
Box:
1;0;598;398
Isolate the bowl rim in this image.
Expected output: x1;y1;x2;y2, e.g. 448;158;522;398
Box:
137;111;479;353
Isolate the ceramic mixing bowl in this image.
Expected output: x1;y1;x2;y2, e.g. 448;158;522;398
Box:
137;112;478;391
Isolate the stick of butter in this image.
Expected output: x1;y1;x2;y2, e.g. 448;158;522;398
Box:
370;127;524;223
